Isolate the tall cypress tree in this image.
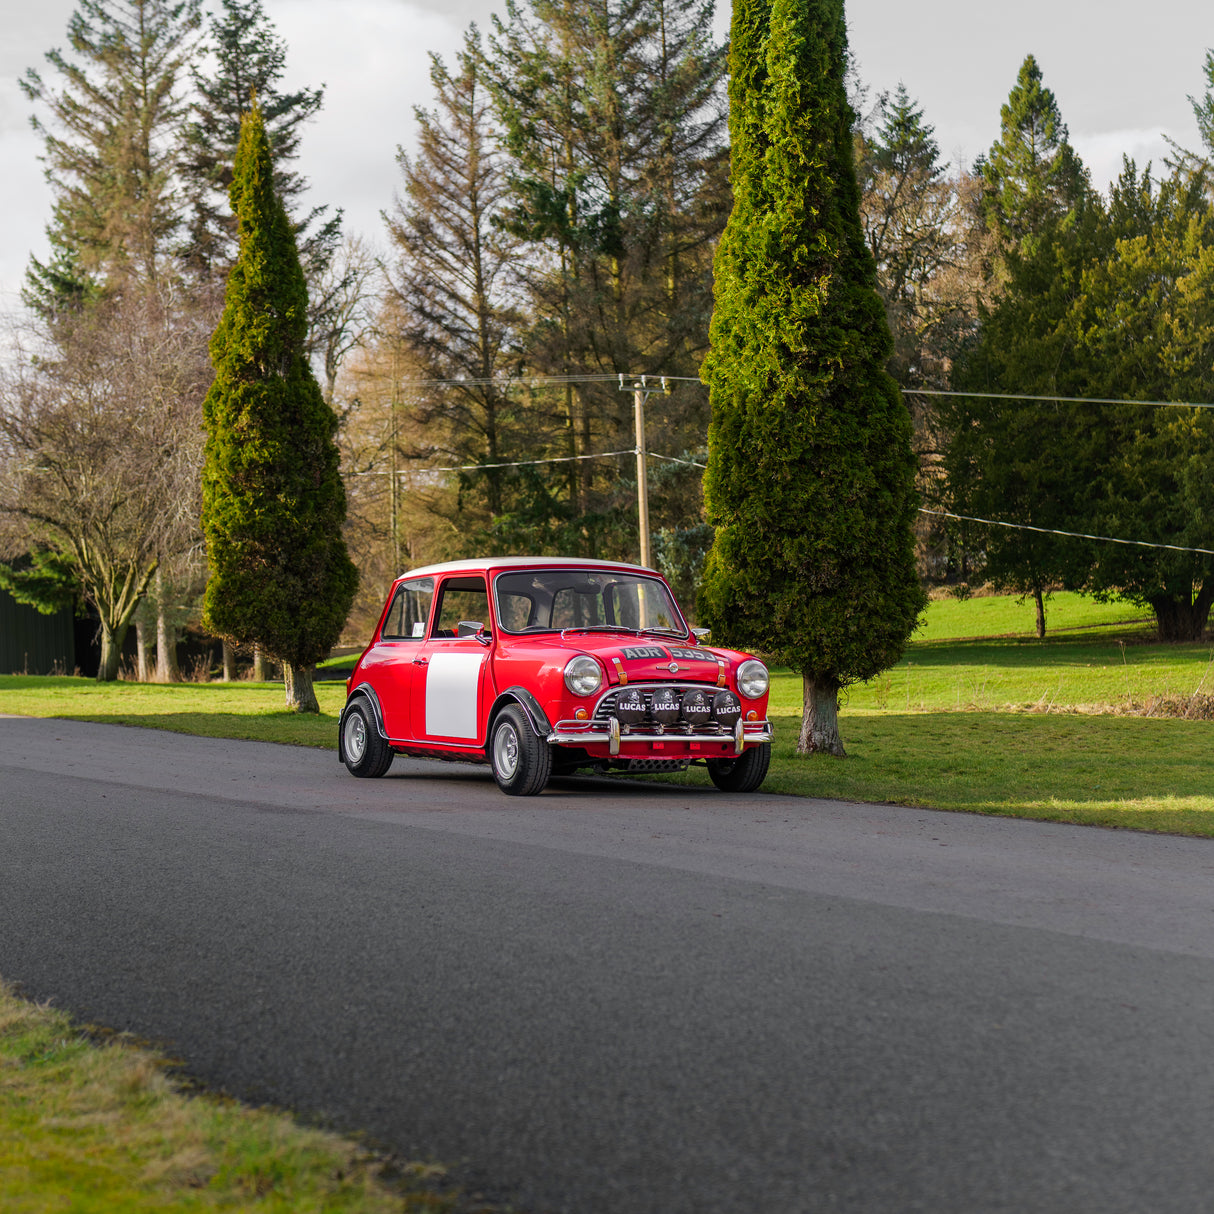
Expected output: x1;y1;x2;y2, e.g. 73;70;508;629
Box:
699;0;924;756
201;102;357;712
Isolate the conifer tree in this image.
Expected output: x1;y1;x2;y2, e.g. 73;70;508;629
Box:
699;0;924;756
484;0;729;550
181;0;338;278
944;59;1093;635
21;0;201;313
977;54;1089;258
201;102;357;712
383;34;523;522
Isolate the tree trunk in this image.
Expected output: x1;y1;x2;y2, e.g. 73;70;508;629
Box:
252;645;267;681
222;638;236;682
282;661;319;713
1034;585;1046;639
154;587;179;684
135;616;153;682
1151;585;1214;642
798;673;845;757
97;623;126;682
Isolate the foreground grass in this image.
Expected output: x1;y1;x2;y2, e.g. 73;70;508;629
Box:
0;981;486;1213
776;637;1214;715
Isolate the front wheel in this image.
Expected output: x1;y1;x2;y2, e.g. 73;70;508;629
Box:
489;705;552;796
707;743;770;793
342;700;393;778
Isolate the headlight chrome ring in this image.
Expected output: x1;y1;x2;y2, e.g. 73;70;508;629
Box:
736;659;769;699
564;655;603;697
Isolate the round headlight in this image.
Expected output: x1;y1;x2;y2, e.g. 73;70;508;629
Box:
564;655;603;697
736;659;769;699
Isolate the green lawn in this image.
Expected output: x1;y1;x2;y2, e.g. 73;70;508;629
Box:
0;677;347;748
914;588;1155;642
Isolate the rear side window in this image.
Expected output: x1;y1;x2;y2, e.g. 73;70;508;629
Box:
381;578;435;640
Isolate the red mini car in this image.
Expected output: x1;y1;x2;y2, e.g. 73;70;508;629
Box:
338;557;773;796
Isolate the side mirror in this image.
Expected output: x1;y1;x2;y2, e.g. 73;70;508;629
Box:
457;620;492;645
691;627;711;642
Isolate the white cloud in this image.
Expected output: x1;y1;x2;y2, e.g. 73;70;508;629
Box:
1073;128;1186;195
266;0;466;252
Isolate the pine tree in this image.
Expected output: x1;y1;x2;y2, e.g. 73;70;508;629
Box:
943;191;1107;635
201;102;358;712
484;0;729;551
977;54;1089;258
856;83;962;386
699;0;924;756
1185;49;1214;163
946;157;1214;643
21;0;201;313
181;0;339;279
383;34;524;522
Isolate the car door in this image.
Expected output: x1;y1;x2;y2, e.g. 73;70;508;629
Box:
408;574;493;746
358;576;435;741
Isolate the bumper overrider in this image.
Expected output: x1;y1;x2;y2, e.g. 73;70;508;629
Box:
547;683;774;757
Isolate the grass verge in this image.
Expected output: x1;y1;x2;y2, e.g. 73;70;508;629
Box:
0;980;498;1213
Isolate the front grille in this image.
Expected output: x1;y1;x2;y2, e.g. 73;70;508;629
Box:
593;684;730;735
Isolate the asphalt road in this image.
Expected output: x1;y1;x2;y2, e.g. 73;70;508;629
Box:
2;715;1214;1213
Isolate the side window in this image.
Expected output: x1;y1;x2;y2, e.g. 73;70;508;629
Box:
433;576;490;638
380;578;435;641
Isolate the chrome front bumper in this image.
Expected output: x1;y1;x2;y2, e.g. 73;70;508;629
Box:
548;718;774;757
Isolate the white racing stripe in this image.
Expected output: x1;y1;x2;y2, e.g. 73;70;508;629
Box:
425;652;485;738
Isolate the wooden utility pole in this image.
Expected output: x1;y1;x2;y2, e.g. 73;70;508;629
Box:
624;376;668;569
634;380;651;568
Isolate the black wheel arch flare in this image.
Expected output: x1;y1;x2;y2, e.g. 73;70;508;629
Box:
338;686;389;762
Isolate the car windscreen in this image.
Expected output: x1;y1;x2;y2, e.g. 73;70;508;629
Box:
494;569;686;636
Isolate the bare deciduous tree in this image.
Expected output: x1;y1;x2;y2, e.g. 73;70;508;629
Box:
0;287;212;679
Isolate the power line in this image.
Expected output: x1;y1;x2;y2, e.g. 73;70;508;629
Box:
382;372;704;391
647;452;707;469
376;373;1213;411
358;373;1214;556
904;388;1214;410
359;455;1212;557
920;508;1214;557
353;450;637;476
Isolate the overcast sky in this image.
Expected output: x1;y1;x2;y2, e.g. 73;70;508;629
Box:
1;0;1209;313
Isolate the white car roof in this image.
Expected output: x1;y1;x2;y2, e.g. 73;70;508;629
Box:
397;555;658;580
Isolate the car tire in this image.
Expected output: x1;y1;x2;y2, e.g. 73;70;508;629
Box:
707;742;770;793
489;704;552;796
342;700;394;778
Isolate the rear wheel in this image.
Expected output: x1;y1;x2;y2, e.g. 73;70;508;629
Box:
489;705;552;796
342;700;393;778
707;743;770;793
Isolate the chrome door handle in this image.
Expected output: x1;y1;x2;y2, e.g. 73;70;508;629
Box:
413;657;428;666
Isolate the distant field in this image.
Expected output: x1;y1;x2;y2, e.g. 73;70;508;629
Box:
793;637;1214;715
914;589;1154;642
